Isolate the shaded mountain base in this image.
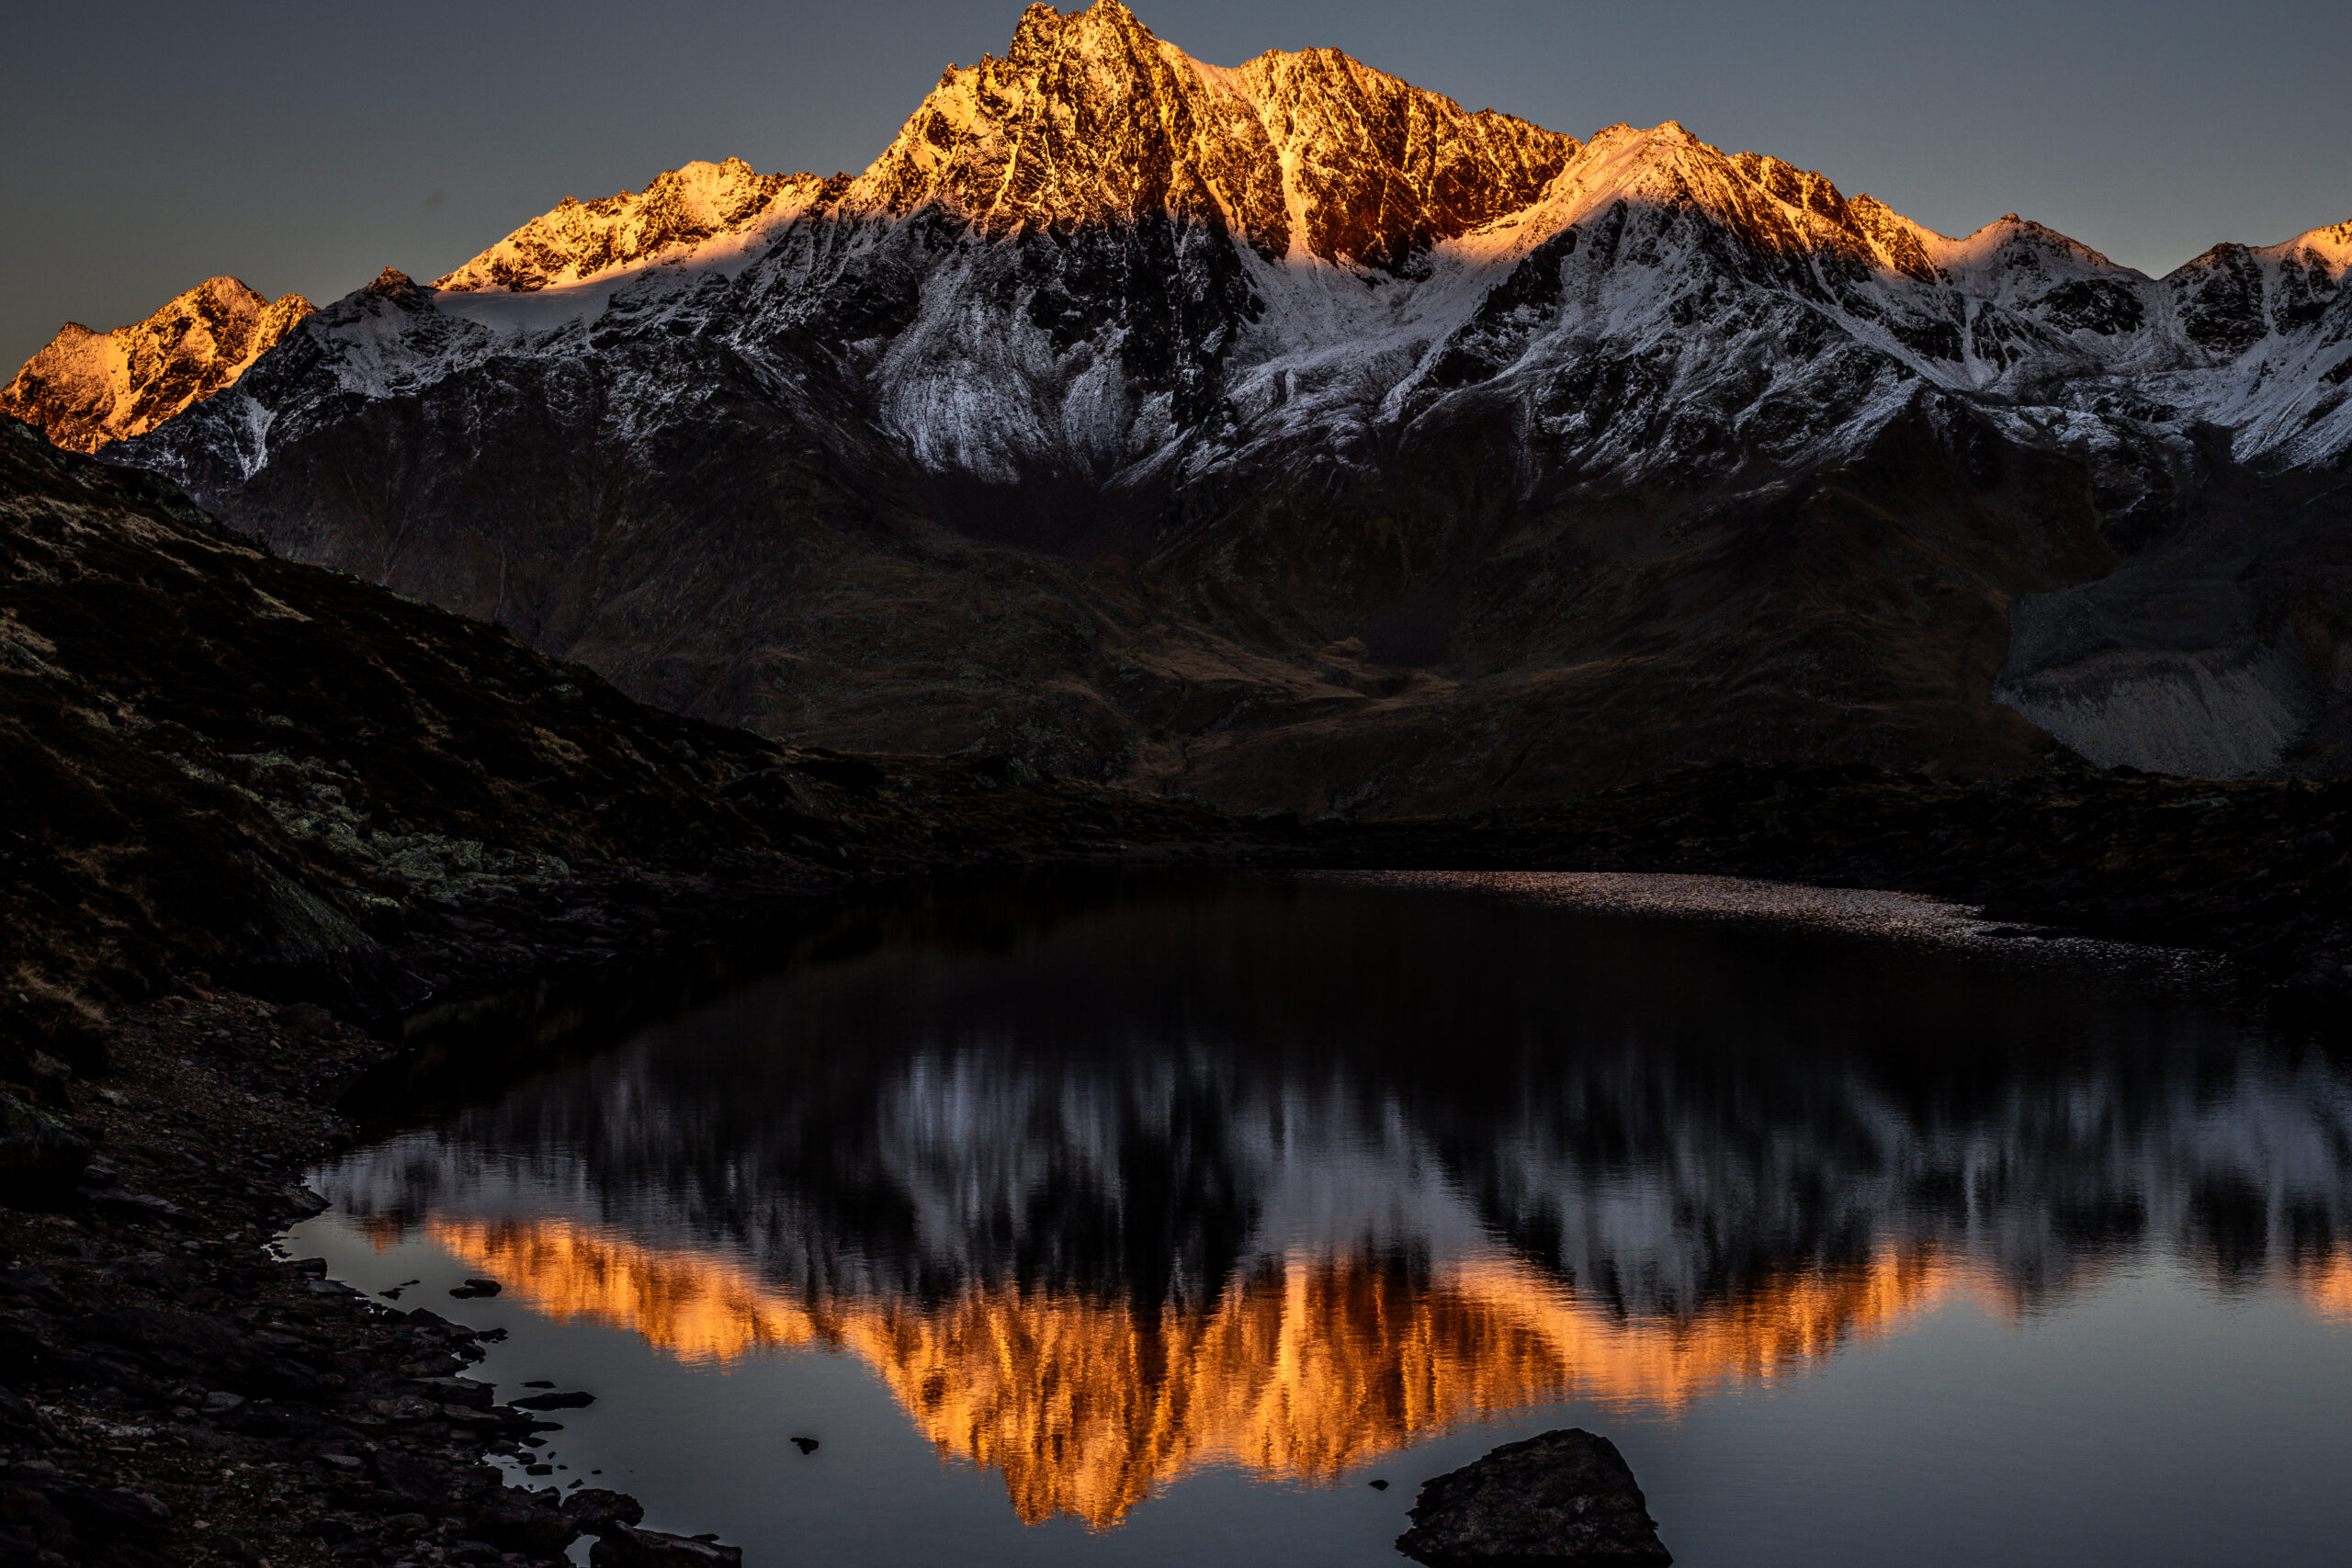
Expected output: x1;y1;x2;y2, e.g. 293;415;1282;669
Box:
0;416;1230;1073
1998;430;2352;779
193;353;2158;813
1126;390;2129;810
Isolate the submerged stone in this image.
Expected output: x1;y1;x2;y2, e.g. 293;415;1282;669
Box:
1396;1428;1671;1566
589;1522;744;1566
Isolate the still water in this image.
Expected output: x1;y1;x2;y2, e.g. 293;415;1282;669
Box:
293;871;2352;1566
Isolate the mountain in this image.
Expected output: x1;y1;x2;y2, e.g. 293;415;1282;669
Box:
31;0;2352;806
0;276;312;453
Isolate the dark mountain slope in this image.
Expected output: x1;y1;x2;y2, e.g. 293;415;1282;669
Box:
1132;387;2136;806
0;415;1222;1070
117;267;2148;812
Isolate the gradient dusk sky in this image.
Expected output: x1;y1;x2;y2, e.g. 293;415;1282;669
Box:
6;0;2348;371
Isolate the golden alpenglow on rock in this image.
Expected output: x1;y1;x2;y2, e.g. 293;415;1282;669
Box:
0;276;311;452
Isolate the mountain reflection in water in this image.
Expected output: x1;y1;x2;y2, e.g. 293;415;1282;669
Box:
404;1215;1979;1526
317;872;2352;1530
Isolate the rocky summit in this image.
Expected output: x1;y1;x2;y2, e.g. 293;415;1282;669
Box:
0;277;312;455
10;0;2351;809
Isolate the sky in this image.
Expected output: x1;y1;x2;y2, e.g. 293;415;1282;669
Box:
6;0;2349;371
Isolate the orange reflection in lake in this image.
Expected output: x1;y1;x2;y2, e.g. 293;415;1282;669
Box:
424;1215;1996;1527
2295;1255;2352;1323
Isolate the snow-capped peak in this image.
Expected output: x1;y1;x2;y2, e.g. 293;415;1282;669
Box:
2253;218;2352;277
0;276;311;453
435;157;831;295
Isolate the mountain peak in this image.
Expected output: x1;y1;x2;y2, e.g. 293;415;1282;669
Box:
2264;216;2352;275
430;2;1582;293
0;276;311;453
1010;0;1151;59
851;3;1575;268
437;159;827;294
1932;213;2126;277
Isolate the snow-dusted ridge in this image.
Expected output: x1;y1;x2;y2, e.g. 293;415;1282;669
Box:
164;0;2348;498
434;157;833;296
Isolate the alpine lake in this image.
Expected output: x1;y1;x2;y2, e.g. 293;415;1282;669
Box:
287;870;2352;1567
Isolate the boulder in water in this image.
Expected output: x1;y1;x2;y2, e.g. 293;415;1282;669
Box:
1396;1428;1671;1565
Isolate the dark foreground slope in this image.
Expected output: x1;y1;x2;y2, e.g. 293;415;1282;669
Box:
0;414;1228;1070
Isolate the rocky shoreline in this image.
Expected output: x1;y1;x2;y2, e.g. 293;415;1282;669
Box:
1;966;841;1566
0;984;610;1567
1279;761;2352;1008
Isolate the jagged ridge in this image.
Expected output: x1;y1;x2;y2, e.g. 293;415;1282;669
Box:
0;277;312;453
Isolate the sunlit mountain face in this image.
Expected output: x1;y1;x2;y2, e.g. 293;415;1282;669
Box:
314;873;2352;1530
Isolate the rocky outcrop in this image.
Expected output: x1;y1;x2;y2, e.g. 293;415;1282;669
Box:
1396;1428;1672;1565
0;277;311;452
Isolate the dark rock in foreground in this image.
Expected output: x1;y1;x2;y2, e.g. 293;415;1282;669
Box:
1396;1428;1671;1566
563;1487;646;1534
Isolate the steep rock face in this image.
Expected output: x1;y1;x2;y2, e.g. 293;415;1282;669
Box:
87;1;2352;797
0;277;312;453
851;1;1575;266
